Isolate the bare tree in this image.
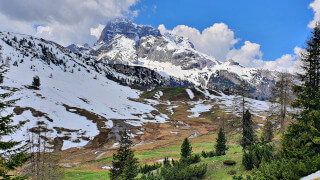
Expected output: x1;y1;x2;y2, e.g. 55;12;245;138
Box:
0;45;3;64
269;73;294;132
233;81;250;120
25;121;63;180
5;57;11;68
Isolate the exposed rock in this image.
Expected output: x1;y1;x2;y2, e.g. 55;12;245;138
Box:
98;18;161;43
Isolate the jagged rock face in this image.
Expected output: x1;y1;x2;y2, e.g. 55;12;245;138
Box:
98;19;161;43
92;19;217;70
102;64;167;90
137;35;216;70
94;34;138;65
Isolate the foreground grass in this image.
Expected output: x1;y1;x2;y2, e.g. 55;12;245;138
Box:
64;168;109;180
63;132;249;180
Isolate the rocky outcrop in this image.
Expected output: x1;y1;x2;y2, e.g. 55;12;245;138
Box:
98;18;161;43
137;34;216;70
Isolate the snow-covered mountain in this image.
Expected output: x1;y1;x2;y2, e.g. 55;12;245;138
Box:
70;19;281;100
0;19;285;151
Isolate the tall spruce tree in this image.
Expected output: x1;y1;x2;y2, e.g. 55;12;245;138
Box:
215;128;227;156
181;138;192;159
292;24;320;128
0;64;29;179
242;110;255;149
281;24;320;159
110;131;139;180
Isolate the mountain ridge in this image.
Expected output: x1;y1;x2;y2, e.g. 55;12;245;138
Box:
68;19;283;100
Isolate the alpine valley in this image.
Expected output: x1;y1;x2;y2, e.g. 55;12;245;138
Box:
0;19;287;174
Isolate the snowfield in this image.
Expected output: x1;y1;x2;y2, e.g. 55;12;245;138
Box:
0;32;168;150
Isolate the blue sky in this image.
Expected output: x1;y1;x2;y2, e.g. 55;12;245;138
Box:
0;0;318;72
131;0;314;61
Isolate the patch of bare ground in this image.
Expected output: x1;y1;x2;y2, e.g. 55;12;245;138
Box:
62;104;140;148
62;104;112;148
13;106;54;122
0;85;20;92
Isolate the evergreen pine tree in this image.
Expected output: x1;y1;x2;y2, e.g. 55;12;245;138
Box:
281;23;320;159
242;110;255;149
110;131;139;180
180;138;192;159
0;65;29;179
242;143;274;170
32;75;40;89
261;119;273;143
215;128;227;156
292;23;320;128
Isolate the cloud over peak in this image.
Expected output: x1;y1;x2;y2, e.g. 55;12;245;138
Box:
0;0;139;45
159;23;238;61
158;23;304;74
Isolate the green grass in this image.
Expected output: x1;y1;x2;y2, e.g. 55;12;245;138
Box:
141;87;204;101
87;156;113;164
64;132;247;180
64;171;110;180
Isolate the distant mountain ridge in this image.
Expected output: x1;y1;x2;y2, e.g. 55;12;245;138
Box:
67;19;283;100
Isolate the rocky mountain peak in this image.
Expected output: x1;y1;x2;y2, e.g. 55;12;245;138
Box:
97;18;161;43
227;59;240;66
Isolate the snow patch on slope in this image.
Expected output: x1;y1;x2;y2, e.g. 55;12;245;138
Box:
187;104;212;118
185;89;194;99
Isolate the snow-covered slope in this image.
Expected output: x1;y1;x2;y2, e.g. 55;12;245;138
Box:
0;32;168;150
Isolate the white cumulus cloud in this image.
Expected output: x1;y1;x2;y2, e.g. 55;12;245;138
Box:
226;41;263;67
0;0;139;45
309;0;320;28
36;25;52;35
158;23;305;73
159;23;238;61
263;47;304;74
90;24;105;39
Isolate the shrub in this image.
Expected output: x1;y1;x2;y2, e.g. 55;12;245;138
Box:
140;172;162;180
140;163;162;174
228;170;237;175
201;150;207;158
250;154;320;180
163;157;171;167
32;75;41;89
242;143;274;170
223;160;236;166
201;151;215;158
180;154;201;165
160;163;207;180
